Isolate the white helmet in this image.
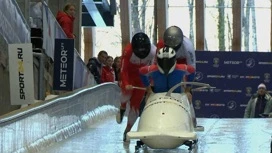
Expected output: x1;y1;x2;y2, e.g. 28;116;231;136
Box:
157;47;176;75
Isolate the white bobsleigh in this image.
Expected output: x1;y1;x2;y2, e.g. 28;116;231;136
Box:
127;82;212;150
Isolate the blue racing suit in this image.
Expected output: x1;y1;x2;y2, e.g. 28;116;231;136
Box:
139;64;195;93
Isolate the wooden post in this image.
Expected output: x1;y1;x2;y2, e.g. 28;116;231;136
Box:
232;0;242;51
195;0;205;51
156;0;168;40
120;0;131;53
83;28;95;64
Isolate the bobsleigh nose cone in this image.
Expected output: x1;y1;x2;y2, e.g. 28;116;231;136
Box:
128;93;197;149
138;99;191;131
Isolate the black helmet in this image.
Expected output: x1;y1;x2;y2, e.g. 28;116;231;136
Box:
163;26;183;50
131;32;151;59
157;47;176;75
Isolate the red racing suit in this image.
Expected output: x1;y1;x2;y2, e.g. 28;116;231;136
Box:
119;43;156;131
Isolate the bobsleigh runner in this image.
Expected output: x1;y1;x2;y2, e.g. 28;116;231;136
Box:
127;82;215;152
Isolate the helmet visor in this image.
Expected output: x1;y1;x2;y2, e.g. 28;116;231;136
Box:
157;56;176;75
133;45;150;59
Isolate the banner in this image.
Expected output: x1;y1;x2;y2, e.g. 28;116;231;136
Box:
73;50;97;89
0;0;30;43
8;44;34;105
193;51;272;118
42;3;56;59
42;2;67;60
53;39;74;91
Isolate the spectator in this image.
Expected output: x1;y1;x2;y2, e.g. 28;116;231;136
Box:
56;3;76;38
87;50;108;84
244;83;272;118
101;56;115;83
112;56;121;81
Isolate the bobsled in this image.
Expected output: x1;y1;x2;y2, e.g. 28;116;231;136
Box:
127;82;213;151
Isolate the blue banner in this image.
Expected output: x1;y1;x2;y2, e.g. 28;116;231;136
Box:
193;51;272;118
53;39;74;91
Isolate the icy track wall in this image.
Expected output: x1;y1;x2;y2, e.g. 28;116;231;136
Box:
0;83;120;153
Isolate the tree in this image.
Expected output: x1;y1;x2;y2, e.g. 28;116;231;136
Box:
243;0;257;51
152;0;157;44
131;0;149;34
217;0;225;51
243;0;250;51
251;0;257;51
141;0;147;32
188;0;194;47
226;14;232;51
131;0;140;33
131;0;155;43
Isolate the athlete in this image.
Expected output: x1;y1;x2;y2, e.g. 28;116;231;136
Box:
139;46;195;101
116;32;156;141
157;25;196;100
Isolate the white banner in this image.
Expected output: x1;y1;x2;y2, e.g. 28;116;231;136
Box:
42;3;56;60
42;2;67;60
0;0;30;43
8;43;34;105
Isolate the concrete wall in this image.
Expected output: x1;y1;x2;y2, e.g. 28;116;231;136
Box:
0;36;21;115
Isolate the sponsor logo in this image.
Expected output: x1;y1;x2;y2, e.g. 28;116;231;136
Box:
227;101;237;110
195;71;203;81
205;103;225;107
209;88;221;93
245;58;255;68
207;75;225;79
193;89;209;92
264;73;270;83
60;43;68;87
224;61;242;64
227;74;239;79
223;90;242;93
17;48;25;100
213;58;219;67
258;62;272;65
245;87;252;97
239;76;260;79
194;100;201;109
196;60;208;64
240;104;247;107
227;74;231;79
210;114;220;118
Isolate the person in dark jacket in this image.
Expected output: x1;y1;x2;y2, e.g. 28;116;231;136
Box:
244;83;272;118
56;3;75;38
112;56;121;82
87;50;108;84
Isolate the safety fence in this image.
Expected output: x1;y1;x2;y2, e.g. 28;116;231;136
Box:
0;83;120;153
